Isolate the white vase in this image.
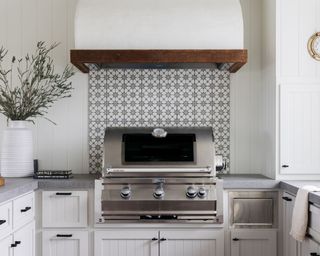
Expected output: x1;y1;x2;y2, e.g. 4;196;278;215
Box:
0;120;33;177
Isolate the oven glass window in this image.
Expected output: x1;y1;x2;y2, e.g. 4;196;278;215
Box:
123;134;195;162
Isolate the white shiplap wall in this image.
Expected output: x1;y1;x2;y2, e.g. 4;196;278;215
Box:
0;0;264;174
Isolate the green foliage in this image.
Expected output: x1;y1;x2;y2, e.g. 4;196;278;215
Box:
0;42;74;124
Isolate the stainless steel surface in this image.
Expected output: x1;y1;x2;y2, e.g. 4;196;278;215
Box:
96;127;222;224
103;127;215;174
229;191;278;229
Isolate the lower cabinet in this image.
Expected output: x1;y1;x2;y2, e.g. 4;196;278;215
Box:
0;221;35;256
230;230;277;256
42;230;88;256
0;235;13;256
94;229;224;256
300;237;320;256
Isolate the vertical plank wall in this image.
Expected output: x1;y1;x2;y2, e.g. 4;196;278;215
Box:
0;0;264;174
0;0;88;173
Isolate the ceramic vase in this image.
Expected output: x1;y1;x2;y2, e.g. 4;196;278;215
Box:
0;120;33;177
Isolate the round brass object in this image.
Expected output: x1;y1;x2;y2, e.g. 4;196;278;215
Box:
308;32;320;61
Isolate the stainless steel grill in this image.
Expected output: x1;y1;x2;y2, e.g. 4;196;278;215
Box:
95;127;223;223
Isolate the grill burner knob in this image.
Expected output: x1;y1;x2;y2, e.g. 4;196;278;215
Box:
198;187;207;198
186;186;198;198
153;187;165;199
120;187;131;199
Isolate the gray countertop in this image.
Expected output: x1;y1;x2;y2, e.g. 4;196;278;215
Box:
1;173;320;205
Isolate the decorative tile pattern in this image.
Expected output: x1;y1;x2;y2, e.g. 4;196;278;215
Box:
88;68;231;173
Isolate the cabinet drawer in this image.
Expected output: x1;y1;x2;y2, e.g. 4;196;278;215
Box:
42;191;88;228
43;230;88;256
13;193;34;229
0;202;12;239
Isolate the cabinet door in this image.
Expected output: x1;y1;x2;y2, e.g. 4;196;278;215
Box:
300;237;320;256
0;202;13;239
231;230;277;256
42;191;88;228
13;221;35;256
42;230;88;256
159;229;224;256
94;230;158;256
280;84;320;174
282;192;299;256
0;235;13;256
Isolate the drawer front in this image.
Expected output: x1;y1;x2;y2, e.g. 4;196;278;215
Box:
43;230;89;256
13;192;35;229
42;191;88;228
0;202;12;239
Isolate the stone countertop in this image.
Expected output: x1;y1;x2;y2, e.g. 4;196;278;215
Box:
1;173;320;206
220;174;280;189
0;174;98;204
280;181;320;206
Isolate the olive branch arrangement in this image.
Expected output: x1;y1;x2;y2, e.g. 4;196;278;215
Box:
0;42;74;124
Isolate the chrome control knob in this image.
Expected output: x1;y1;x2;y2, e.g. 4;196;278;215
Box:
186;186;198;198
198;187;207;198
120;187;131;199
153;187;165;199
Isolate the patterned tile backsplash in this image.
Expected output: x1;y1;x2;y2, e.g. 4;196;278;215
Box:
88;68;230;173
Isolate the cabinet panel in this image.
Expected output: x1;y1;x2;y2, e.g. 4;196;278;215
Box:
0;202;12;239
42;191;88;227
280;84;320;174
13;193;34;230
159;229;224;256
300;237;320;256
94;230;158;256
0;235;13;256
13;221;35;256
231;230;276;256
43;230;88;256
282;192;299;256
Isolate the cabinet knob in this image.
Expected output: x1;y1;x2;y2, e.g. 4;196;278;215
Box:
232;238;240;241
0;220;6;225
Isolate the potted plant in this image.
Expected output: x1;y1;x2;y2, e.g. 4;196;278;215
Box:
0;42;74;177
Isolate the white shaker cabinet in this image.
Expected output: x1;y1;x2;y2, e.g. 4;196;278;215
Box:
42;191;88;228
300;237;320;256
0;235;13;256
159;229;224;256
13;221;35;256
280;84;320;175
94;230;159;256
230;230;277;256
42;230;89;256
282;192;299;256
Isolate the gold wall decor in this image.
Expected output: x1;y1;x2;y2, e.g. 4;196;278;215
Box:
308;32;320;61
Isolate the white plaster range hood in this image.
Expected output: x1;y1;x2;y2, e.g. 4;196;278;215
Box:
71;0;247;73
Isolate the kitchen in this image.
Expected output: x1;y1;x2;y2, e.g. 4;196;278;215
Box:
0;0;320;255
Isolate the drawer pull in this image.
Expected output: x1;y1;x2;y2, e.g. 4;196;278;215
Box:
0;220;6;225
11;243;17;248
20;206;31;213
282;196;292;202
56;234;73;238
160;238;167;241
310;253;318;256
15;241;21;245
233;238;240;241
282;165;289;168
56;192;72;196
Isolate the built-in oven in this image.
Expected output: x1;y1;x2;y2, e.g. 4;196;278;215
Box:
229;191;278;228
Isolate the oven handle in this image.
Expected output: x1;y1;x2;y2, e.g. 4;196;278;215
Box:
105;167;212;174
